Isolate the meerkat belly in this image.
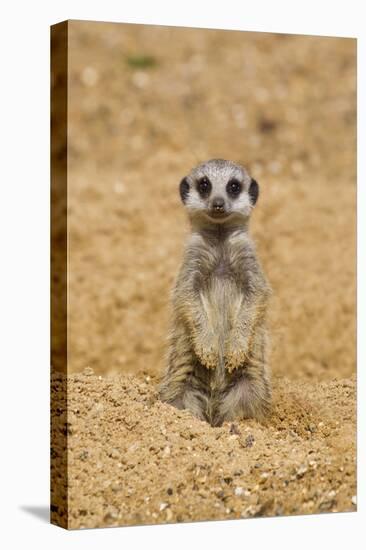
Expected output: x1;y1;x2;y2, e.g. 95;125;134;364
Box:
199;269;243;362
201;279;241;331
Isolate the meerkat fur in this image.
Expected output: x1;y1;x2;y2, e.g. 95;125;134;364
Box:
159;159;271;426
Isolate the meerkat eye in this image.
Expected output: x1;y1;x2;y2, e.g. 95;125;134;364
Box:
196;176;212;197
226;178;242;197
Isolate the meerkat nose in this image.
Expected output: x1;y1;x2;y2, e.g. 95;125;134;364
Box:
212;197;225;211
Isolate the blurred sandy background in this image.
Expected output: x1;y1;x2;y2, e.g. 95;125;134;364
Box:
66;21;356;381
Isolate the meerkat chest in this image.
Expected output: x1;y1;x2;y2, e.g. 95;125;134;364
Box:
212;249;235;279
195;241;247;288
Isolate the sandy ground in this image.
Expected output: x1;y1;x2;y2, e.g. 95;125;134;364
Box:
51;21;356;528
51;370;356;529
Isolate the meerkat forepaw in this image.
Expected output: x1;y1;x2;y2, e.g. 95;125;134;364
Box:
225;342;250;372
192;330;220;369
195;345;219;369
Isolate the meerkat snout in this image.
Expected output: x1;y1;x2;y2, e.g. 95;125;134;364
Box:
211;196;225;212
159;158;272;426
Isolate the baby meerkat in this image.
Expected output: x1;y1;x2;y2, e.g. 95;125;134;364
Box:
159;159;271;427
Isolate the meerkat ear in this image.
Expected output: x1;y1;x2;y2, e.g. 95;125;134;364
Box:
249;178;259;206
179;177;190;203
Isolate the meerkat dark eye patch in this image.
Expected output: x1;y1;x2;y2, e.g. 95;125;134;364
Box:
226;178;242;198
249;178;259;205
179;177;190;203
196;176;212;197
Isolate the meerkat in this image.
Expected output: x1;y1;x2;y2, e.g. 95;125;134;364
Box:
158;159;271;427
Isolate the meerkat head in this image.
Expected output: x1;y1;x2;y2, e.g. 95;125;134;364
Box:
179;159;259;226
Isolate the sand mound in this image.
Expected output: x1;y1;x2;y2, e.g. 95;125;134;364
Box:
51;371;356;529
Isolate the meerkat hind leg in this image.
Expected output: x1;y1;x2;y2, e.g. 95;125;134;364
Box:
159;328;210;422
160;377;209;423
213;370;270;426
179;385;209;421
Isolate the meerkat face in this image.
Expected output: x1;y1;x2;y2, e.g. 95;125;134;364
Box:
179;159;259;225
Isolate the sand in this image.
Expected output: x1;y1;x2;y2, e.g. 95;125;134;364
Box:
50;21;356;528
51;370;356;529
